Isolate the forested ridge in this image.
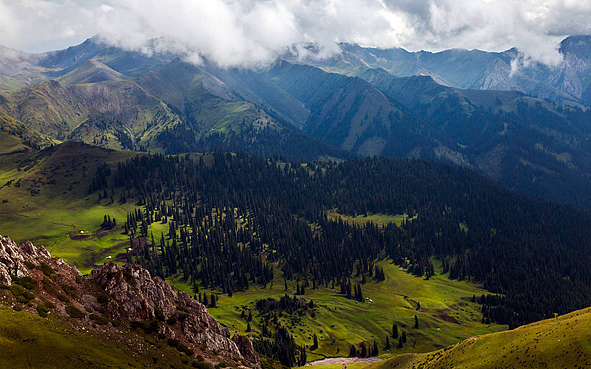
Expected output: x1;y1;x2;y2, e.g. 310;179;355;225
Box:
90;151;590;330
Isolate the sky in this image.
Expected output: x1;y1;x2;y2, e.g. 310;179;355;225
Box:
0;0;589;68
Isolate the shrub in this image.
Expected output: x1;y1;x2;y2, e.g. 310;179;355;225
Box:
130;320;159;334
57;294;69;303
42;277;55;294
12;305;21;311
0;284;9;289
23;291;35;301
24;261;36;269
96;294;109;304
39;262;54;276
89;314;109;325
154;308;165;321
111;320;122;327
66;305;85;319
177;343;194;356
192;361;212;369
37;304;49;318
9;284;24;297
14;276;36;290
61;284;77;298
184;348;195;356
167;338;180;347
43;300;55;309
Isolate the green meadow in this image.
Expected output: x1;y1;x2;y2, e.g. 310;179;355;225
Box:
369;307;591;369
173;259;505;361
0;143;506;362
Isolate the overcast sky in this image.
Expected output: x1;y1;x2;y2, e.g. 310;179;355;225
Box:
0;0;589;68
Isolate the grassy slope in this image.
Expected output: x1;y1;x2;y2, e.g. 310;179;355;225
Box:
171;259;505;362
0;142;136;273
370;306;591;369
0;143;506;360
0;307;146;369
0;111;57;154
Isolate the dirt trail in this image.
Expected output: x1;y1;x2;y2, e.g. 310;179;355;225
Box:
305;357;382;367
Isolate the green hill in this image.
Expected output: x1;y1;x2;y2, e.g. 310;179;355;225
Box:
0;111;56;154
370;306;591;369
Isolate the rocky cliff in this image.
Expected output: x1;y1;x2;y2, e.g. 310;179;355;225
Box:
0;235;260;368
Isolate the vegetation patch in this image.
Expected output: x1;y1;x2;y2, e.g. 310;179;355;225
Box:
61;284;77;298
65;305;85;319
130;319;159;334
42;277;55;294
89;314;109;325
36;303;49;318
39;262;54;276
14;276;36;290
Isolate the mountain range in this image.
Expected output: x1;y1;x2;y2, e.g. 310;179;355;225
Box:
0;35;589;209
284;35;591;108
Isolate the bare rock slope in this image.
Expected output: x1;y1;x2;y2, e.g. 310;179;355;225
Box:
0;234;260;368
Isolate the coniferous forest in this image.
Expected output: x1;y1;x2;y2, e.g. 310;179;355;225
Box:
86;151;590;332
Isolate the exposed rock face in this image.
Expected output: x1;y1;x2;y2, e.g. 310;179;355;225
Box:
0;235;51;285
89;263;260;368
0;235;260;368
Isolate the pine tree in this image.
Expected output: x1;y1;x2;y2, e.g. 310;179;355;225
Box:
392;323;398;339
349;344;357;357
414;315;419;329
312;334;318;350
385;336;390;350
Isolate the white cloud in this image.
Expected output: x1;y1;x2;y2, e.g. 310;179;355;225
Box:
0;0;589;68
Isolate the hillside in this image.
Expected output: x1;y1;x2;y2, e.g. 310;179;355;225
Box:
0;111;56;154
0;58;344;161
266;61;432;157
0;142;589;365
357;70;591;208
0;235;261;369
0;37;589;207
371;306;591;369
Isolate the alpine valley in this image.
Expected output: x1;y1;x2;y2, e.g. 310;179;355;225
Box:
0;35;590;369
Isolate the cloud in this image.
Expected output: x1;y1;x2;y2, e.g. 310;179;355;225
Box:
0;0;589;68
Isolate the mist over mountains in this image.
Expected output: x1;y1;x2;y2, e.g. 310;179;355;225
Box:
0;35;589;209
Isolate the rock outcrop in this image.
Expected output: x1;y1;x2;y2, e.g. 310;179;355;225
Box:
0;235;260;368
89;263;260;367
0;235;51;285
